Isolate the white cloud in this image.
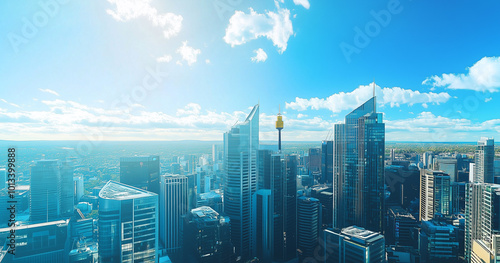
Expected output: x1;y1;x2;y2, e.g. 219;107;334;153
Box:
251;48;268;63
423;56;500;92
177;41;201;66
223;5;293;53
205;59;211;64
106;0;182;38
156;55;172;63
286;83;451;112
293;0;310;9
0;99;20;108
385;112;500;141
485;98;493;102
39;88;60;96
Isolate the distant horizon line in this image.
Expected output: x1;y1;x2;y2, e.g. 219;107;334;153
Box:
0;139;483;144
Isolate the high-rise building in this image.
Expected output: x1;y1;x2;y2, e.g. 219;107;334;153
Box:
160;174;189;257
120;155;160;194
98;181;158;263
321;140;333;184
30;160;61;222
197;191;223;213
307;148;321;177
323;226;385;263
386;206;418;247
419;220;459;263
465;183;500;261
60;160;75;217
420;169;451;221
212;144;218;163
333;95;385;233
73;176;84;203
255;189;272;262
0;219;70;263
297;196;321;261
223;104;259;260
436;157;458;183
183;206;234;263
474;137;495;183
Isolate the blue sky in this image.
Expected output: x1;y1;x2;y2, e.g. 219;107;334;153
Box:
1;0;500;141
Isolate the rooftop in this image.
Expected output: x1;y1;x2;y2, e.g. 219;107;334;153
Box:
342;225;384;245
99;180;156;200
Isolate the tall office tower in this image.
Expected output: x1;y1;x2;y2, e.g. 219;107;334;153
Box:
321;140;333;184
30;160;61;222
60;160;75;217
419;220;460;263
323;226;385;263
98;181;158;263
120;155;160;194
333;95;385;233
474;137;495;183
386;206;418;247
390;148;395;162
284;154;298;260
258;149;272;189
160;174;189;257
307;148;321;174
419;170;451;221
465;183;500;261
73;176;84;203
437;157;458;183
423;152;432;169
197;191;223;213
223;104;259;260
255;189;272;262
0;219;70;262
183;206;234;263
297;196;321;261
212;144;218;163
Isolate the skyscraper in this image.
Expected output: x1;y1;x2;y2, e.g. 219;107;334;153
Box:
183;206;234;263
321;140;333;184
297;196;321;261
60;159;75;217
159;174;189;257
333;95;385;233
420;170;451;221
474;137;495;183
255;189;272;262
30;160;61;222
120;155;160;194
223;104;259;260
465;183;500;261
98;181;158;263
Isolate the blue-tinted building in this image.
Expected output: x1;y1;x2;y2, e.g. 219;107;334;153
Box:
120;156;160;194
30;160;61;222
98;181;158;263
297;196;321;261
223;104;259;260
333;96;385;233
323;226;385;263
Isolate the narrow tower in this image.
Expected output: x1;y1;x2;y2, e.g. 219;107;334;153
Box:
276;106;284;152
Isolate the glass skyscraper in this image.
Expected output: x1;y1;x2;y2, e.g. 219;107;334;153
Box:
159;174;188;257
473;137;495;183
419;170;451;221
223;104;259;260
30;160;61;222
333;96;385;233
120;155;160;195
98;181;158;263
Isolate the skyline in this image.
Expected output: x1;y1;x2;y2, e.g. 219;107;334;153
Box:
2;1;500;142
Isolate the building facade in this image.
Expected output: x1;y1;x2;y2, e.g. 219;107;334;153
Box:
120;155;160;194
333;96;385;233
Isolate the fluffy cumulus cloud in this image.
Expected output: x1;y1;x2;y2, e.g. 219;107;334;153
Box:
286;83;451;112
423;56;500;92
223;5;293;53
293;0;310;9
107;0;182;38
251;48;268;63
176;41;201;66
